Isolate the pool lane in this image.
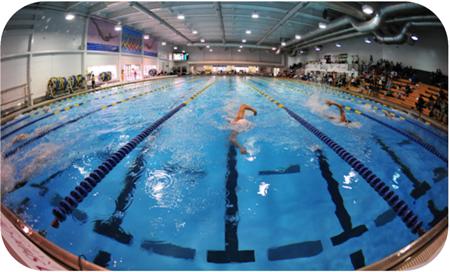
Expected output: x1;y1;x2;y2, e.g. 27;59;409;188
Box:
244;80;425;236
51;79;217;227
1;78;199;141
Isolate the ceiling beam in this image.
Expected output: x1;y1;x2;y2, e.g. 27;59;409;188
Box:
88;2;113;15
257;2;309;45
65;2;82;11
129;2;193;44
214;2;226;44
325;3;366;20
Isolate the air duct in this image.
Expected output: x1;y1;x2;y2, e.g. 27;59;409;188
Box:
374;22;442;43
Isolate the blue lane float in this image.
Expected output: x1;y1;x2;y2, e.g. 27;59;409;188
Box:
1;115;30;131
357;111;447;163
245;82;425;236
283;107;425;235
51;81;215;228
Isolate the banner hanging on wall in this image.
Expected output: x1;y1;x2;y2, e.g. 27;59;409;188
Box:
143;36;158;57
121;26;143;55
87;18;120;52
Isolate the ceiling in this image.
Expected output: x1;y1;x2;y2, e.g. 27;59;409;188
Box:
7;1;439;52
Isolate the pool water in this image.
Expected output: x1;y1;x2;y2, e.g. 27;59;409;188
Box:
1;76;447;270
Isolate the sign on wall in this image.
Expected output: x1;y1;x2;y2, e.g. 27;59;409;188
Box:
121;26;143;55
143;36;158;57
87;18;120;52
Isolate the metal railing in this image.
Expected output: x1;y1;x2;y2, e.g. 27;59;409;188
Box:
1;83;31;117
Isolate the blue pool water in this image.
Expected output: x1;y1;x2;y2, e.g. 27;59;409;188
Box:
1;76;448;270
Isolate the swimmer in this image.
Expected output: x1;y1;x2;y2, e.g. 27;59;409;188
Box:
12;133;29;144
229;104;257;154
325;100;349;123
383;110;396;119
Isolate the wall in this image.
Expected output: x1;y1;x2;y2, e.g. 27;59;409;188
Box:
288;26;448;75
1;7;164;107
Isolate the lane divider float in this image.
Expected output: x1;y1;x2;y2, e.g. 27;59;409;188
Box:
3;79;205;158
1;78;197;140
245;81;425;236
50;80;216;228
251;79;447;162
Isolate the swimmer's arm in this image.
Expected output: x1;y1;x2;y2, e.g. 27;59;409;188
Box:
242;104;257;116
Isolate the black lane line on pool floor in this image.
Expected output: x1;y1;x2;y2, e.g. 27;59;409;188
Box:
93;145;147;245
207;145;255;263
245;82;425;236
316;149;368;246
350;249;366;269
258;164;300;175
427;200;448;228
375;137;431;199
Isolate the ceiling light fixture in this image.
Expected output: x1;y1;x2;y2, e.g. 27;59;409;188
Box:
295;34;301;40
143;34;150;40
65;13;75;21
206;45;210;48
192;30;198;34
318;22;327;29
315;46;321;51
209;49;213;52
242;39;247;43
200;39;205;43
251;12;259;19
161;41;166;46
272;47;276;51
177;14;185;20
182;50;186;53
173;46;178;50
237;49;241;52
114;24;122;31
239;45;243;48
362;5;374;15
336;43;342;48
411;35;419;41
364;37;372;44
281;41;286;46
246;30;252;35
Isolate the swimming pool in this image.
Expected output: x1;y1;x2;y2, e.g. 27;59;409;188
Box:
1;76;447;270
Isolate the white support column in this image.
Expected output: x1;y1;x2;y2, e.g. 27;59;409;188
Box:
26;12;36;105
82;16;89;83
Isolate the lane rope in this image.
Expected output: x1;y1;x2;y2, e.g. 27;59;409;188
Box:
50;80;216;228
3;79;205;158
245;81;425;236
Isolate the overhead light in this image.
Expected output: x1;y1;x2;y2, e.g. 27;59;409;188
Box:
295;34;302;40
237;49;241;52
182;50;186;53
65;13;75;21
114;24;122;31
242;39;247;43
364;37;372;44
245;30;252;35
161;41;166;46
281;41;286;46
200;39;205;43
143;34;150;40
251;12;259;19
300;50;304;54
272;47;276;51
411;35;419;41
315;46;321;51
206;45;210;48
192;30;198;34
173;46;178;50
362;5;374;15
336;43;342;48
177;14;185;20
209;49;213;52
239;45;243;48
318;22;327;29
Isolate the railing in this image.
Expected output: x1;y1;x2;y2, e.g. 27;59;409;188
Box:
1;83;31;117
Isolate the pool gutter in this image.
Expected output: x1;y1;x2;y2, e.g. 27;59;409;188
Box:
0;75;178;125
1;204;106;270
361;216;448;270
